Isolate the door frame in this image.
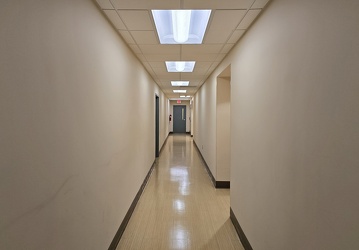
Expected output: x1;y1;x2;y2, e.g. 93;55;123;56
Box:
155;95;159;157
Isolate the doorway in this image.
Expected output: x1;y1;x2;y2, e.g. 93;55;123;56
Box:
173;105;186;133
216;65;231;188
155;95;159;157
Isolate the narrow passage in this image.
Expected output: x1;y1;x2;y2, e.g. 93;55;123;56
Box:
117;135;243;250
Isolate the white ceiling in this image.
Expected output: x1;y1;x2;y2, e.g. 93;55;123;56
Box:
95;0;270;99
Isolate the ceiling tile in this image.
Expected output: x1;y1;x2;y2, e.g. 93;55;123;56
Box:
195;62;213;69
180;73;206;80
227;30;245;43
237;10;261;29
139;45;180;54
94;0;271;99
204;10;246;44
112;0;180;9
252;0;270;9
182;44;223;55
142;62;151;69
181;54;218;61
208;63;220;72
159;80;172;85
183;0;254;9
215;54;227;62
95;0;114;9
145;54;181;62
119;30;136;44
103;10;126;29
204;32;229;44
149;62;166;68
157;73;181;79
118;10;153;30
129;44;141;54
221;44;235;53
152;67;169;75
131;31;158;44
209;10;246;32
193;67;211;74
143;64;155;74
135;54;147;61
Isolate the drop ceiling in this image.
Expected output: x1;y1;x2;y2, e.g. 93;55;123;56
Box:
95;0;270;99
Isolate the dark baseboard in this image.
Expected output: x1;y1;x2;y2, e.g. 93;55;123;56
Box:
108;160;156;250
193;140;216;187
230;208;253;250
169;132;191;134
159;133;170;155
193;140;230;189
216;181;230;188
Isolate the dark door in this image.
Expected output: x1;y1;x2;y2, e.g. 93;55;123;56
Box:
173;105;186;133
155;96;159;157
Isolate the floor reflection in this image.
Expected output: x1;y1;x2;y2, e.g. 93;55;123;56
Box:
170;166;190;196
116;135;244;250
171;223;190;249
173;199;185;214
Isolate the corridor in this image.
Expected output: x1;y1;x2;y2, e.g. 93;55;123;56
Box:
116;135;243;250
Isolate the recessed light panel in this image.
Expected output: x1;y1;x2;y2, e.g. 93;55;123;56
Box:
171;81;190;86
166;61;195;72
173;90;187;93
152;10;211;44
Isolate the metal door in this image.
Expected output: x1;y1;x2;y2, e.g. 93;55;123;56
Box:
173;105;186;133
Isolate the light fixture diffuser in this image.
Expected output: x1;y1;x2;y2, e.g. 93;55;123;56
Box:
171;81;189;86
166;61;195;72
173;90;187;93
152;10;211;44
172;10;191;43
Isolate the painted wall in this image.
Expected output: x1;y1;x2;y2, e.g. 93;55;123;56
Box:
0;0;168;249
194;0;359;249
193;76;217;178
216;77;231;181
190;99;194;136
169;100;191;133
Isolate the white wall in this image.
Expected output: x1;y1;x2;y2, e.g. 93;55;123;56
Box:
0;0;168;249
194;0;359;249
216;77;231;181
193;76;217;177
169;100;191;133
193;70;231;181
190;99;194;136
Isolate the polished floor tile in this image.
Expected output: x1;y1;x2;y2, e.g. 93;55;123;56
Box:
116;135;244;250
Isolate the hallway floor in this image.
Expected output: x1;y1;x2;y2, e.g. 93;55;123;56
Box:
116;135;244;250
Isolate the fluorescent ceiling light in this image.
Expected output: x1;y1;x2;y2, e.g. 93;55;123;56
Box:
173;90;187;93
172;10;191;43
166;61;195;72
186;96;191;97
152;10;211;44
171;81;189;86
180;95;186;98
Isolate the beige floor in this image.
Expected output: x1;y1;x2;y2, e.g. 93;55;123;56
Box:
116;135;244;250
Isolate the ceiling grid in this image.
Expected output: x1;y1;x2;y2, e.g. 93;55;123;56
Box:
96;0;271;98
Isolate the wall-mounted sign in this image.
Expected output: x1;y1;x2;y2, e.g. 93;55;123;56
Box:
177;100;181;104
